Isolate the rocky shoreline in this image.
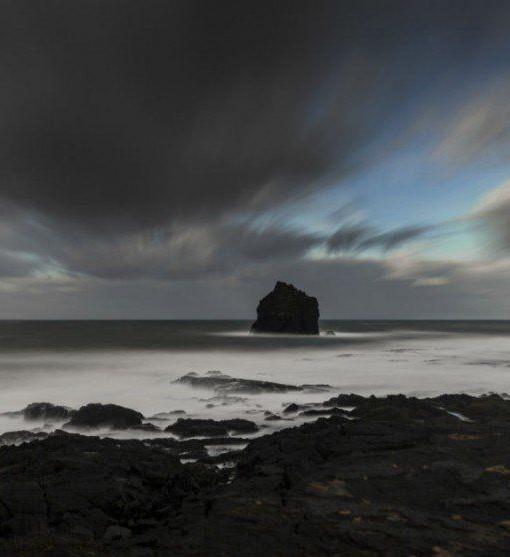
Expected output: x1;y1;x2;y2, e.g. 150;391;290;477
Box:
1;392;510;555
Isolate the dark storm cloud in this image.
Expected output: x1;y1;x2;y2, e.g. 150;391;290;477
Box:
1;1;510;316
0;0;349;230
0;0;508;234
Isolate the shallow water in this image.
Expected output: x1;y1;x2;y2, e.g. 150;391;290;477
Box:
0;320;509;436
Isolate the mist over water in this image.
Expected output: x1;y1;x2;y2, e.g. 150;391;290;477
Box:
0;320;509;437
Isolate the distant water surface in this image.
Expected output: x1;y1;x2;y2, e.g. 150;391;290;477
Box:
0;319;508;351
0;320;509;437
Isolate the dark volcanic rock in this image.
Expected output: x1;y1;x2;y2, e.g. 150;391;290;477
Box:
350;394;454;422
142;435;247;461
204;412;510;557
149;410;186;421
299;407;346;417
64;403;144;430
264;413;282;421
427;393;510;421
3;393;510;556
323;393;366;407
23;402;74;421
251;281;319;334
166;418;258;437
282;402;305;413
282;402;326;414
283;400;342;414
176;372;304;394
0;431;221;555
0;430;48;446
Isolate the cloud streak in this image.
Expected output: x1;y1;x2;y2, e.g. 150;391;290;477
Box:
0;1;507;232
327;224;432;254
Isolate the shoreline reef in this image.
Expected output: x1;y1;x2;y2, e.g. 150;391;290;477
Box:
1;392;510;555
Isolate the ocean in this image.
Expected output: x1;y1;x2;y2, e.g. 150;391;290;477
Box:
0;320;509;438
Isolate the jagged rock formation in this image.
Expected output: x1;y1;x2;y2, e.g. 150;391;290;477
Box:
251;281;319;334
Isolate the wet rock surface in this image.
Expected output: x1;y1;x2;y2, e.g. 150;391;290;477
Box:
251;281;320;334
2;393;510;555
426;393;510;421
350;393;456;422
0;430;49;446
176;371;328;394
23;402;74;421
323;393;366;407
64;403;144;430
165;418;258;437
144;435;248;460
0;430;221;556
299;406;346;417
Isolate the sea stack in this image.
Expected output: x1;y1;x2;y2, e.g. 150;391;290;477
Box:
251;281;319;335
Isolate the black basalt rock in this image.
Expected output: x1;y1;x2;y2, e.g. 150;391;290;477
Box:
23;402;74;421
2;394;510;555
166;418;258;437
251;281;319;335
64;403;144;430
175;372;304;394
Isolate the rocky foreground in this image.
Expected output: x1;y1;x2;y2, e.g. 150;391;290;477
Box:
2;394;510;556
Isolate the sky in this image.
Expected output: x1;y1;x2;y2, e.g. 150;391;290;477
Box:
1;0;510;318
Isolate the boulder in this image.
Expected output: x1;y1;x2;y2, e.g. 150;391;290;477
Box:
0;430;48;446
282;403;301;413
251;281;319;334
23;402;74;421
166;418;258;437
264;413;282;421
64;403;144;430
